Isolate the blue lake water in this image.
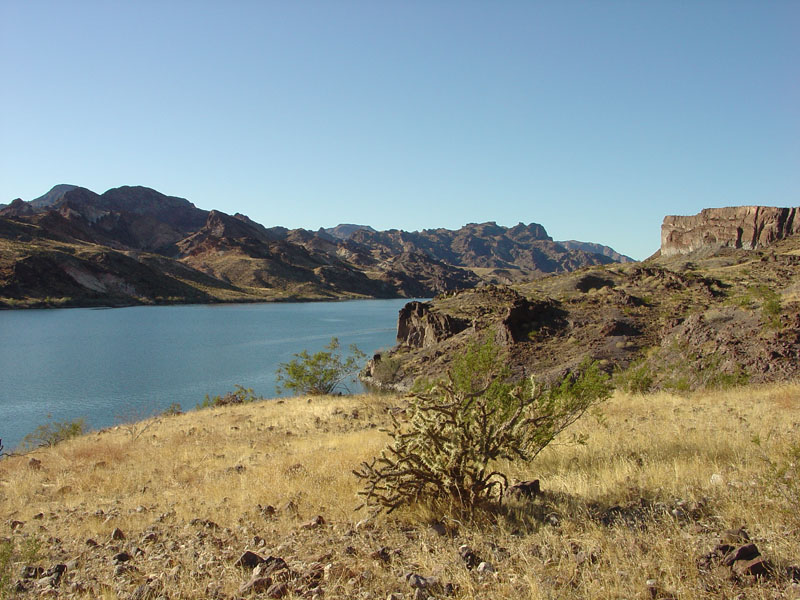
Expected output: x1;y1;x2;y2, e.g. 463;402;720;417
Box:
0;299;415;451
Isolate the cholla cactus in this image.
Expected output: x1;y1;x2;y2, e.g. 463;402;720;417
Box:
354;342;611;513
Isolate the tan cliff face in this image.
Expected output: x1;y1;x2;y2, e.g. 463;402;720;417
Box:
661;206;799;257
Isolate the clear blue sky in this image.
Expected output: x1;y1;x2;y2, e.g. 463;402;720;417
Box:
1;1;797;260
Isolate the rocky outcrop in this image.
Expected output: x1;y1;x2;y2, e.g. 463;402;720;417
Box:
396;301;470;348
498;296;567;344
661;206;799;257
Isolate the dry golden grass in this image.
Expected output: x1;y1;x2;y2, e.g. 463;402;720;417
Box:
1;384;799;599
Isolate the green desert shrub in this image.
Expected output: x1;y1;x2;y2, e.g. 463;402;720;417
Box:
354;341;612;513
276;337;366;395
19;418;86;450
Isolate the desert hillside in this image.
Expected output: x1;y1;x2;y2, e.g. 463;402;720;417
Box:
1;385;799;599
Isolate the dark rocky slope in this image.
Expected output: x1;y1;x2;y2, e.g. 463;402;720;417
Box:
365;229;800;393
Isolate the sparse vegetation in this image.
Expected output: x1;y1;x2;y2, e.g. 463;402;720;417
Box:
354;343;612;513
753;431;800;528
615;357;654;394
0;539;12;599
162;402;183;416
276;337;366;395
758;285;783;328
198;384;260;408
632;340;750;395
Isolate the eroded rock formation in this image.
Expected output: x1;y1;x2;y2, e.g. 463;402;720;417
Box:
661;206;799;257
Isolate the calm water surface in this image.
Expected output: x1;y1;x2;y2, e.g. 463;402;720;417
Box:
0;299;414;451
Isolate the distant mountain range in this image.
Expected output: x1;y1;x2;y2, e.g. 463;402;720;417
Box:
0;185;633;308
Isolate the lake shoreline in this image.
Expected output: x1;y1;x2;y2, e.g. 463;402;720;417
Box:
0;292;412;311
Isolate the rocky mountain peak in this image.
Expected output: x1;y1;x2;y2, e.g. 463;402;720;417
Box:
506;222;552;242
323;224;376;239
30;184;79;209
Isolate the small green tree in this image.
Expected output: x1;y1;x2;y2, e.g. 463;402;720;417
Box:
19;418;86;450
354;341;612;513
276;337;367;395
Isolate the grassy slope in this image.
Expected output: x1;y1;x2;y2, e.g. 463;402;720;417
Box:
1;384;799;599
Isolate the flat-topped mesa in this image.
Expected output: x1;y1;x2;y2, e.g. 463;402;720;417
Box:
661;206;799;257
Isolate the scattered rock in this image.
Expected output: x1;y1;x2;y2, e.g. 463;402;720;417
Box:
20;565;44;579
113;552;133;564
733;557;772;578
235;550;265;569
189;518;220;530
721;543;760;567
458;545;481;570
237;576;273;595
259;556;290;578
428;520;457;537
258;504;277;517
110;528;126;540
405;572;439;590
506;479;541;500
476;561;495;574
370;547;391;563
129;581;161;600
301;515;326;529
699;534;780;582
721;527;750;544
265;581;289;598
